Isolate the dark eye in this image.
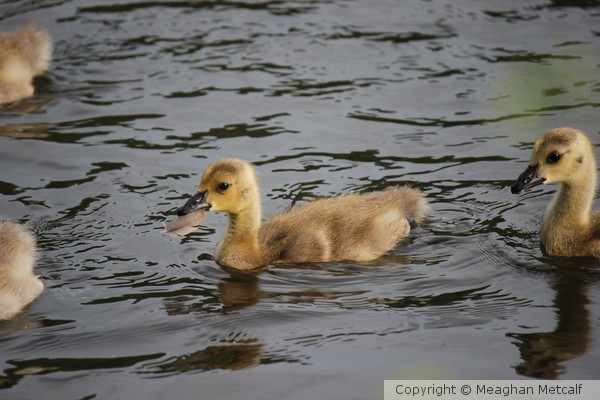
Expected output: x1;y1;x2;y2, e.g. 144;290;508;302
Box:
546;152;561;164
217;182;230;191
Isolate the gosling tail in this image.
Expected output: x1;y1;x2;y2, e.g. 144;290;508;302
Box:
388;186;429;223
19;24;53;74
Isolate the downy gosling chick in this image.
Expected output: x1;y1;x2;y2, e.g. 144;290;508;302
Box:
177;158;428;269
511;127;600;258
0;220;43;319
0;24;52;104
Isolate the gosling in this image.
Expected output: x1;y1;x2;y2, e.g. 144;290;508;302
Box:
0;220;44;319
511;127;600;258
0;24;52;104
177;158;428;269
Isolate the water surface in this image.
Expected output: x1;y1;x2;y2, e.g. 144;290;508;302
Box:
1;0;600;399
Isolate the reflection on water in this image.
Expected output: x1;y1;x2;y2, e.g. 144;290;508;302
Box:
508;271;591;379
0;123;52;139
163;269;370;315
144;343;264;375
1;0;600;398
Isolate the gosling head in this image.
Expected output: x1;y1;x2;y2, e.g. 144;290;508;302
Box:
178;158;259;216
511;127;595;194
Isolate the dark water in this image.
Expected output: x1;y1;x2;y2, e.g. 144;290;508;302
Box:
1;0;600;398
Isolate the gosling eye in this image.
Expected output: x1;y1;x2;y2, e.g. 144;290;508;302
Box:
546;152;561;164
217;182;230;192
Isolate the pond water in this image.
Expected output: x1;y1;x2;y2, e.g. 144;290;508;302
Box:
1;0;600;398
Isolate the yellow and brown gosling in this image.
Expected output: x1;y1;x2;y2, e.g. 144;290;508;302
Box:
0;220;43;319
0;24;52;104
512;127;600;258
177;158;428;269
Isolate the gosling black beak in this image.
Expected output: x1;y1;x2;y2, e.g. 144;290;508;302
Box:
177;190;211;216
511;164;545;194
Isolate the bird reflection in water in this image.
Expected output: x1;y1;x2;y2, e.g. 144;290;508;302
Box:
508;269;591;379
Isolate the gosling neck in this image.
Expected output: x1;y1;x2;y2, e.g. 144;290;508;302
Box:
544;163;597;229
224;202;262;243
217;196;263;259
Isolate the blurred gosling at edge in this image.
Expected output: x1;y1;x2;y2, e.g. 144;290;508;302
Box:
0;24;52;104
0;220;44;320
177;158;429;270
511;127;600;258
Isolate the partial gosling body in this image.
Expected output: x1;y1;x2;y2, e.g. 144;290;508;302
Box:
0;220;43;319
511;127;600;258
0;24;52;104
178;158;428;269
